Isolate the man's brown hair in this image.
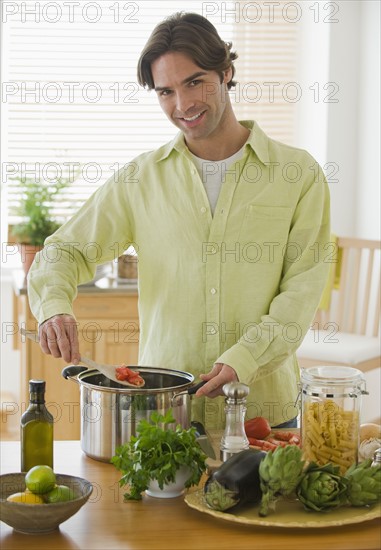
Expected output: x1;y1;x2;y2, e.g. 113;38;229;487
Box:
137;12;238;90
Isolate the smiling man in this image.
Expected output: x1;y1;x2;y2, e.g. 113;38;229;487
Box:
28;12;330;429
150;52;248;159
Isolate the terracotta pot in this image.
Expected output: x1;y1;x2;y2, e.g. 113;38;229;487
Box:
17;244;43;276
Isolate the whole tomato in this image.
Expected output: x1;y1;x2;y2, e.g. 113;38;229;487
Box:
244;417;271;440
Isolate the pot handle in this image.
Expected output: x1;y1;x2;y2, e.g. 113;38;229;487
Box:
173;380;207;403
187;380;207;395
62;365;88;381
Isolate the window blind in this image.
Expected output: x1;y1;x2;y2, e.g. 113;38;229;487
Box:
2;0;299;223
230;0;299;142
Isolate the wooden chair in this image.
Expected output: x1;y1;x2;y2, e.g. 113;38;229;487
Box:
297;237;381;373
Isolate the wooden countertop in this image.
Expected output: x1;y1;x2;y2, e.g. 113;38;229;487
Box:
1;441;380;550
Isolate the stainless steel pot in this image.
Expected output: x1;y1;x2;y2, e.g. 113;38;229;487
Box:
62;365;204;462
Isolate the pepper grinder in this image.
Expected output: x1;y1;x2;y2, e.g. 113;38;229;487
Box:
220;382;250;461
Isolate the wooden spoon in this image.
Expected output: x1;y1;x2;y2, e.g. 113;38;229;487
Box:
20;328;145;388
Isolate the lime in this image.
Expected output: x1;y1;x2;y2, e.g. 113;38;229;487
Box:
25;465;57;494
7;491;45;504
44;484;75;503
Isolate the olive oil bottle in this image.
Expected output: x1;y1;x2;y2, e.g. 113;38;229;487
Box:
21;380;54;471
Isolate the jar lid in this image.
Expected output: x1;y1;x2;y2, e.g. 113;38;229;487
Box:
301;366;365;386
300;366;367;398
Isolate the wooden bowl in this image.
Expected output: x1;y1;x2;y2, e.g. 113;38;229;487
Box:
0;473;93;534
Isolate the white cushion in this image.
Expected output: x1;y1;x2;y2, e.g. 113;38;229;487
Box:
297;330;381;365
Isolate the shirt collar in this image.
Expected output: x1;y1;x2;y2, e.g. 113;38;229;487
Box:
155;120;270;165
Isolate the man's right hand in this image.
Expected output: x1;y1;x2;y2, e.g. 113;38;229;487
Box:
39;314;80;364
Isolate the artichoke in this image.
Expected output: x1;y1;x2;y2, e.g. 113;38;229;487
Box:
258;445;305;517
296;462;348;512
345;459;381;507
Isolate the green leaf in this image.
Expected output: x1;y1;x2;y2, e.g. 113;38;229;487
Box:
9;174;79;245
111;409;207;500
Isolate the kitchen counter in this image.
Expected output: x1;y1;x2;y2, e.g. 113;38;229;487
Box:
1;441;380;550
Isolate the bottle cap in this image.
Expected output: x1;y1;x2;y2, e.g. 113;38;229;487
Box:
29;379;46;393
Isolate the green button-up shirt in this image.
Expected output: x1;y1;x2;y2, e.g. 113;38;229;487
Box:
28;120;330;429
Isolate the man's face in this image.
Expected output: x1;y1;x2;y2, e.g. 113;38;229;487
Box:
151;51;232;145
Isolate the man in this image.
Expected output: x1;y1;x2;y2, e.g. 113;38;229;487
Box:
28;12;330;429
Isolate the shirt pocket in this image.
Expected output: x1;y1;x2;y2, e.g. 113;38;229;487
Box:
238;204;292;263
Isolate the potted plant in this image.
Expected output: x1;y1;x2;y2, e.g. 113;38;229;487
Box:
9;176;73;274
111;410;207;500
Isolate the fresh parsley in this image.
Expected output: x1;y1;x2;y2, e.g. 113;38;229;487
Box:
111;410;207;500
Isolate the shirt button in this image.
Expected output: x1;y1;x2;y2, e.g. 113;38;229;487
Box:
200;206;207;214
220;209;224;214
210;288;217;295
210;327;217;334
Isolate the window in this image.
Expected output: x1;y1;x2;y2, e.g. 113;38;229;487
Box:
230;2;300;142
1;0;300;225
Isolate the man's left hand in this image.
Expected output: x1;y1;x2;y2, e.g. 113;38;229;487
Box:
195;363;238;398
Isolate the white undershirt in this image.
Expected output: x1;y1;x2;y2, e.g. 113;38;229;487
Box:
190;147;245;215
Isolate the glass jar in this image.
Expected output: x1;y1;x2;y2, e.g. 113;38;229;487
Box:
300;366;368;474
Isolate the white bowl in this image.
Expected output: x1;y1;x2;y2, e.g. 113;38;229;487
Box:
146;466;191;499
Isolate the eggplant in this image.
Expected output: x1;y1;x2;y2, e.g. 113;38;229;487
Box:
204;449;266;512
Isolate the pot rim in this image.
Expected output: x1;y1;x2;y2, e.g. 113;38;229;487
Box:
74;366;195;394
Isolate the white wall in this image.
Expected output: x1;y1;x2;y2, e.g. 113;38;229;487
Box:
355;0;381;239
325;1;360;238
295;2;330;166
325;0;380;240
297;0;380;242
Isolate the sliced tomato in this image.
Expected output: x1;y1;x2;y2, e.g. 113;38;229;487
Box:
115;365;144;387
